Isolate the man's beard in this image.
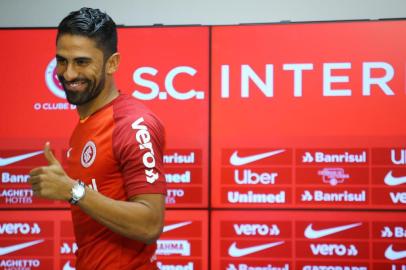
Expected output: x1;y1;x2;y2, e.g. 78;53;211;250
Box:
59;75;106;106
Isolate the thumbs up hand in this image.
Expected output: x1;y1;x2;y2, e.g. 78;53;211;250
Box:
44;141;60;166
28;142;75;201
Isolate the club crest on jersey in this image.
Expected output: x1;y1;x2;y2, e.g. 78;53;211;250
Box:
81;141;97;168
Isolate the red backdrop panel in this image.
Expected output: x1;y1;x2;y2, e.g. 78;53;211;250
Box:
0;26;209;209
211;21;406;209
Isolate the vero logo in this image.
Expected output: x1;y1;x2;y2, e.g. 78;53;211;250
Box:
233;223;280;236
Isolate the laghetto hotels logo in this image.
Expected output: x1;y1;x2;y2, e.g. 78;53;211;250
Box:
35;58;76;111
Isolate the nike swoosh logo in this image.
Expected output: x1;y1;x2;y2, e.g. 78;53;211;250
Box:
63;261;76;270
385;244;406;260
163;221;192;233
0;150;43;166
0;239;44;255
229;149;285;166
384;171;406;186
304;222;362;239
228;241;284;257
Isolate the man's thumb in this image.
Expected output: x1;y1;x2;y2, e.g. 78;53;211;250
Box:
44;142;59;165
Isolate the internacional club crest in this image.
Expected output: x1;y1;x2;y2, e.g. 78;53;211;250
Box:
81;141;97;168
45;57;66;99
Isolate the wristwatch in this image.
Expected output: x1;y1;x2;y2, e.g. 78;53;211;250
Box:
69;180;86;205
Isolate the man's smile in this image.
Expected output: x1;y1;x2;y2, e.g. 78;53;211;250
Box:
64;80;89;91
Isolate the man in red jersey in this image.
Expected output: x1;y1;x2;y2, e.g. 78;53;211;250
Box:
28;7;166;269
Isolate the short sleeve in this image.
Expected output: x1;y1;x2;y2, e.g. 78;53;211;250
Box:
112;111;166;199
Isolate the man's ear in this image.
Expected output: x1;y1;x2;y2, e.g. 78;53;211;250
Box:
106;52;120;75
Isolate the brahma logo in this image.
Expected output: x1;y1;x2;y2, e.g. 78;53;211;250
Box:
45;58;66;99
81;141;96;168
156;240;191;256
318;168;350;186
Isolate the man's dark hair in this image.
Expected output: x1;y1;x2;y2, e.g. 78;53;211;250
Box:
57;7;117;57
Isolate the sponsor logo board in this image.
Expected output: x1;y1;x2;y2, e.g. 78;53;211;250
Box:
211;211;406;269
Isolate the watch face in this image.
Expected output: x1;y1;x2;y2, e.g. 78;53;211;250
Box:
73;183;85;200
76;186;85;197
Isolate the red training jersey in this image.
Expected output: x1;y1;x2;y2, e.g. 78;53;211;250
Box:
66;93;166;270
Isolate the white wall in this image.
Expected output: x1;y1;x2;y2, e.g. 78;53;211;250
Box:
0;0;405;27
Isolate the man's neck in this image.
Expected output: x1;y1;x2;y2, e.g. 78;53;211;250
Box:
76;81;119;119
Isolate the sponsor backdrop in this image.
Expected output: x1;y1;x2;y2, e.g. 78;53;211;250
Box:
0;20;405;269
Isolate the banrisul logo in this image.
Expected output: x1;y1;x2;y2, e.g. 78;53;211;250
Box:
45;58;66;99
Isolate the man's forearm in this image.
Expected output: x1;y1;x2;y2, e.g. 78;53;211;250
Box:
76;189;165;244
